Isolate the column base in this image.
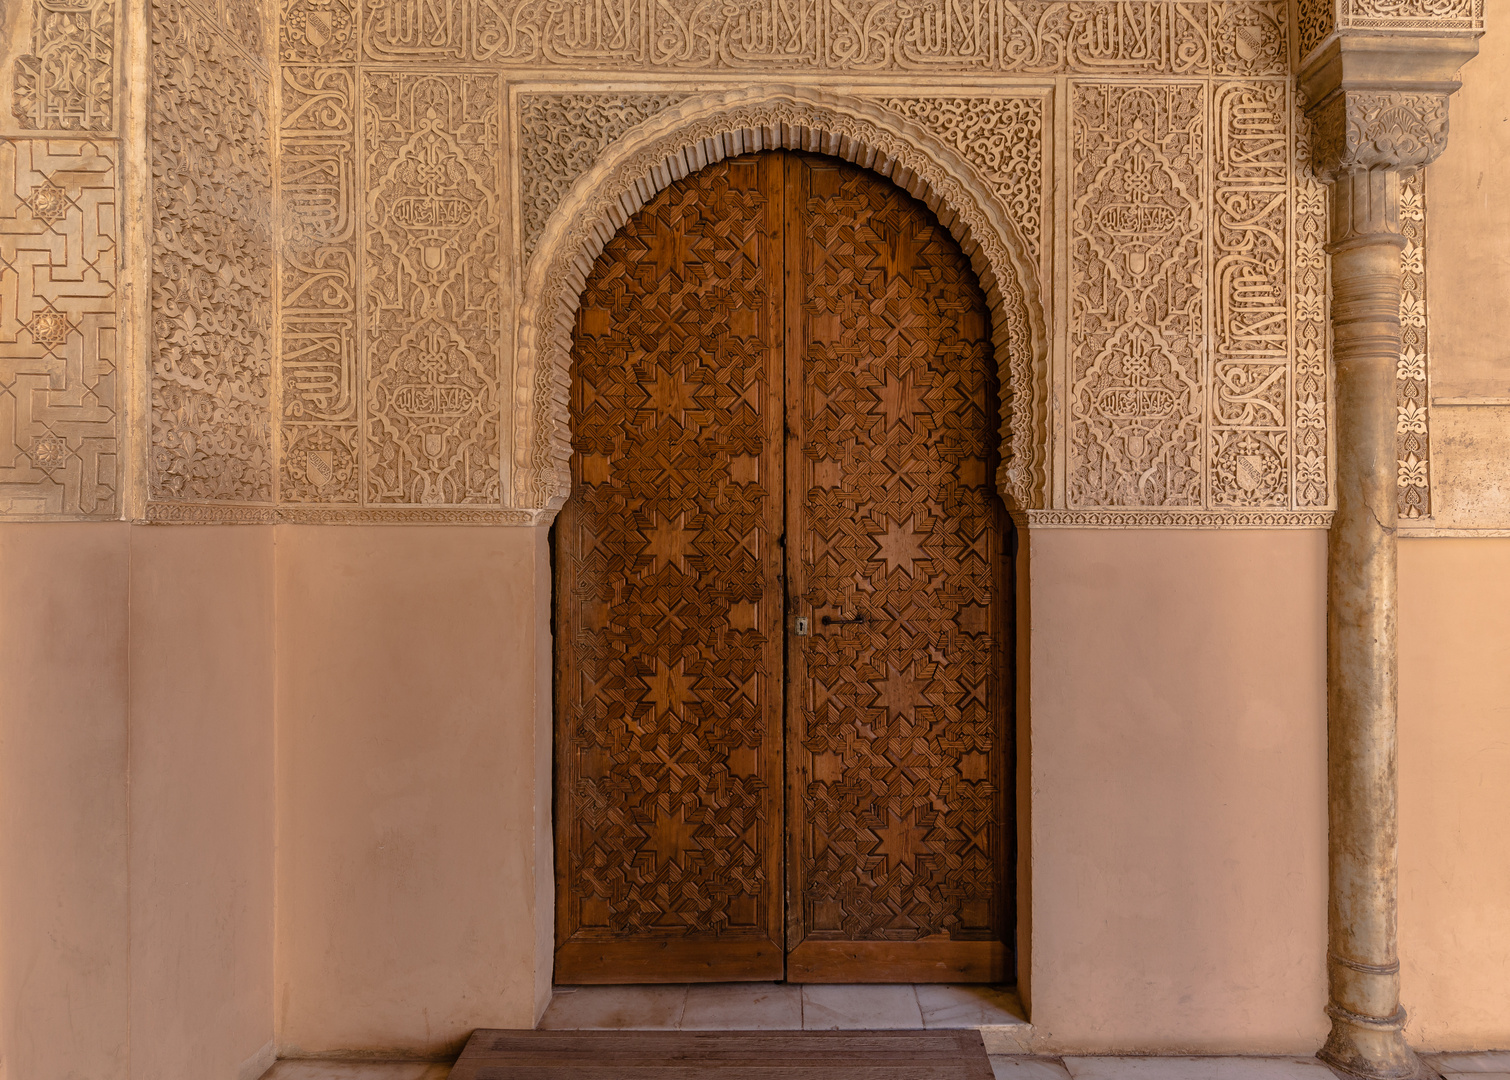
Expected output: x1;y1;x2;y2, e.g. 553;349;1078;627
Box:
1319;1007;1440;1080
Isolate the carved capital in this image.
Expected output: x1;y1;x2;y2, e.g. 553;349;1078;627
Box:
1309;90;1450;180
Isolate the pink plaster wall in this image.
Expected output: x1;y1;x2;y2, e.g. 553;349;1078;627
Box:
127;526;276;1079
1399;538;1510;1051
273;526;552;1058
1020;528;1330;1054
0;524;131;1080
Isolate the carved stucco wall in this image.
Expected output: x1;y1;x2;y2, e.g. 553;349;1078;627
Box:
0;0;121;517
0;0;1477;524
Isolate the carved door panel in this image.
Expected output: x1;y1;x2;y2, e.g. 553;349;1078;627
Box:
556;152;1011;985
554;153;788;983
783;156;1012;983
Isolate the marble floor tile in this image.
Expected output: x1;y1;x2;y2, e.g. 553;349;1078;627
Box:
1064;1057;1335;1080
991;1057;1074;1080
679;981;804;1029
263;1063;449;1080
917;984;1028;1028
537;984;688;1029
800;983;925;1030
1433;1054;1510;1074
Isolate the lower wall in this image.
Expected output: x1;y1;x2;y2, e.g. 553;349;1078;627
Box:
1399;538;1510;1051
2;524;1506;1066
0;523;275;1080
274;525;552;1057
1022;529;1330;1054
0;524;131;1080
128;526;276;1080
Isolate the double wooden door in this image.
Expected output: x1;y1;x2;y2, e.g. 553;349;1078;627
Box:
554;152;1012;985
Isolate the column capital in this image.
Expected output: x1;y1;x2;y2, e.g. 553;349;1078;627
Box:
1299;34;1480;181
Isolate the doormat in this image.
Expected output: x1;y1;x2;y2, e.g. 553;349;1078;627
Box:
450;1028;995;1078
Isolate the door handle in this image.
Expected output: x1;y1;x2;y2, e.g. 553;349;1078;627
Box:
821;612;868;626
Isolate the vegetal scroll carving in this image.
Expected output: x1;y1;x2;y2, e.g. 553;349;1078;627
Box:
149;0;273;503
1309;91;1451;178
517;93;689;266
869;96;1046;264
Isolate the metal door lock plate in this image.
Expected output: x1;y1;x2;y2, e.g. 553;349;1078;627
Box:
795;617;809;636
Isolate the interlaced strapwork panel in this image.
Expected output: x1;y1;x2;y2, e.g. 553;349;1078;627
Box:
786;157;1010;965
554;154;786;981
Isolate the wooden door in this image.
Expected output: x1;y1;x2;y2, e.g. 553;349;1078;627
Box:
782;155;1011;983
555;152;1011;986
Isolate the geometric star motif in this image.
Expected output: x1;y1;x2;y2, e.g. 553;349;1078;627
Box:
871;514;926;576
870;657;927;723
642;509;695;575
870;804;932;874
641;656;698;717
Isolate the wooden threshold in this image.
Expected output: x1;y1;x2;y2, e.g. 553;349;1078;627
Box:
785;940;1009;983
452;1029;994;1079
555;938;783;984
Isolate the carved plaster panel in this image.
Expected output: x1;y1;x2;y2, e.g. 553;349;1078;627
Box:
10;0;116;131
149;0;274;507
361;72;503;506
0;138;118;516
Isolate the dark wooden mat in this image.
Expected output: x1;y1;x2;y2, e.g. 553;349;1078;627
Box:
451;1029;994;1078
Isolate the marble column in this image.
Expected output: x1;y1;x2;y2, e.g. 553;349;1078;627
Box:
1299;32;1480;1080
1319;162;1416;1080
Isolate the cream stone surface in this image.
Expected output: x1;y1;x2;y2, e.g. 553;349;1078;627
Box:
127;526;276;1080
274;526;552;1057
0;523;131;1080
1398;539;1510;1051
1022;528;1329;1053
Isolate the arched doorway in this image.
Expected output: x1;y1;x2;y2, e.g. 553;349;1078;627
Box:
553;151;1014;985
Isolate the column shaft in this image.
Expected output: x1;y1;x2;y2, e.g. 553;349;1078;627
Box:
1319;167;1423;1080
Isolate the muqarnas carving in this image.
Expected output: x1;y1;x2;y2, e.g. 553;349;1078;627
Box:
363;73;503;505
11;0;115;131
150;0;273;503
0;139;118;516
1070;83;1207;508
358;0;1285;75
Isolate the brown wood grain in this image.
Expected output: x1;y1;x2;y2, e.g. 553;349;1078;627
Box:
557;151;1012;985
451;1029;995;1079
785;940;1010;983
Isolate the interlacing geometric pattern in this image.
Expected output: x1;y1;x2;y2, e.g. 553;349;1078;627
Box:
790;156;1008;949
555;155;786;978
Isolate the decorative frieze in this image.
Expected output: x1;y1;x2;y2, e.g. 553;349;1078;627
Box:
1397;169;1429;519
0;138;118;516
352;0;1285;75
